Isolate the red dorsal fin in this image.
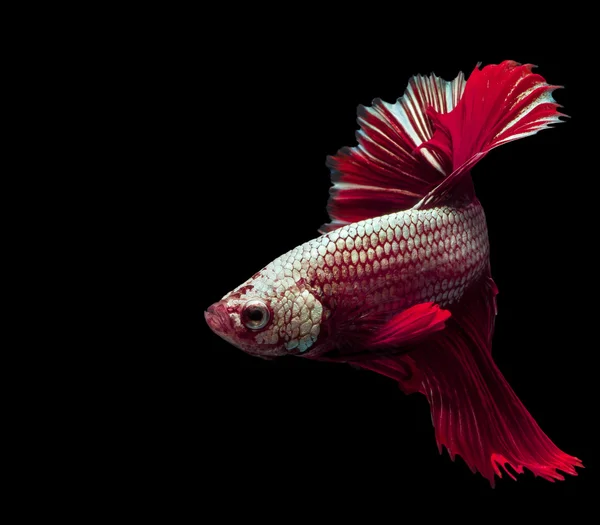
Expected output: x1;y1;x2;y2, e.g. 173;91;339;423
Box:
322;61;565;231
320;72;466;233
417;61;565;208
356;274;582;486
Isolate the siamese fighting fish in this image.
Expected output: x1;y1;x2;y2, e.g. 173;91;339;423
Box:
204;60;582;486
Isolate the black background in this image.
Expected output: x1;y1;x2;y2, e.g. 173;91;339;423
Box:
150;30;594;517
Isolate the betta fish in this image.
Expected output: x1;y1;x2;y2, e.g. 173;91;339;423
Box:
205;60;582;486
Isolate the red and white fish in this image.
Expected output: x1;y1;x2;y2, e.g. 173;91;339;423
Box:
205;60;582;486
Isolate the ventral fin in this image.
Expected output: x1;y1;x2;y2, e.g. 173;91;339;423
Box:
362;272;582;486
369;302;450;348
320;72;466;233
321;302;451;362
417;60;566;208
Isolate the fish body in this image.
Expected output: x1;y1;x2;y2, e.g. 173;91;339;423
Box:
208;203;488;358
205;61;582;485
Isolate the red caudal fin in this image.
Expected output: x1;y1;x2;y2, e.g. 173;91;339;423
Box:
320;72;466;233
359;273;582;486
321;61;564;231
417;61;566;208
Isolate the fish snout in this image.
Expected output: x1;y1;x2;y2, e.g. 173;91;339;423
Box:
204;302;233;335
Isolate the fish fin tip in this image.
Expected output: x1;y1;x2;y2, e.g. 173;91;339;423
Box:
413;273;581;484
419;60;566;208
369;302;450;348
358;271;582;485
321;70;466;229
321;60;565;229
329;301;451;359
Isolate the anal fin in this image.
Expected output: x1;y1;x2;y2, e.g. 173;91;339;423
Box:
358;273;583;486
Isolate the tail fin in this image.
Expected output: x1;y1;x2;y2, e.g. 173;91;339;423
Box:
417;60;565;208
321;61;565;231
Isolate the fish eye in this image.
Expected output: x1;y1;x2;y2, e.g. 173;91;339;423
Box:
242;300;270;330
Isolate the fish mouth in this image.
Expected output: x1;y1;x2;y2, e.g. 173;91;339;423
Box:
204;302;279;358
205;302;244;350
204;302;232;335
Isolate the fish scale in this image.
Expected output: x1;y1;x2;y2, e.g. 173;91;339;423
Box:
237;201;488;353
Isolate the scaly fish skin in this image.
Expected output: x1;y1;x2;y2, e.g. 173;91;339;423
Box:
207;203;488;358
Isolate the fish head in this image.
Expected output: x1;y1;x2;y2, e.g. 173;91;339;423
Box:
205;269;325;358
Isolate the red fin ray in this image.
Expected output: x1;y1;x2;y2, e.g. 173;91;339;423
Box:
322;60;566;224
369;302;450;348
357;273;582;486
321;297;450;361
418;61;565;208
320;72;466;233
412;323;582;485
